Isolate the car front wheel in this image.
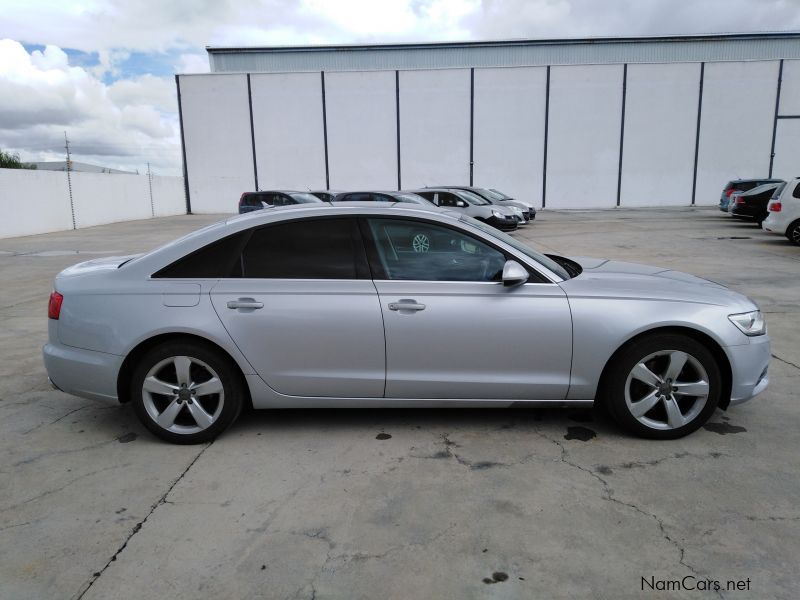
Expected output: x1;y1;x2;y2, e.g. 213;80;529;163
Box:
131;341;243;444
602;334;721;439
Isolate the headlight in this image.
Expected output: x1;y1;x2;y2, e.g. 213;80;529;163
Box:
492;210;504;218
728;310;766;336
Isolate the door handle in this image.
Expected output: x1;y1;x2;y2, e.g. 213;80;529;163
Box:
227;299;264;310
388;300;426;312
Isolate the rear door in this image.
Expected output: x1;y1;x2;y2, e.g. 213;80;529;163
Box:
211;217;386;398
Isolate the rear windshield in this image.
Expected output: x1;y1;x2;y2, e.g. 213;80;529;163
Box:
289;193;323;204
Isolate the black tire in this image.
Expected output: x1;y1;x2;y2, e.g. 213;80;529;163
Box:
131;341;244;444
787;220;800;246
601;334;722;440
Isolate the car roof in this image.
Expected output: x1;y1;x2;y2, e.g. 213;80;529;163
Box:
729;178;783;184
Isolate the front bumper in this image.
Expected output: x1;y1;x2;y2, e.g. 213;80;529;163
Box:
43;341;123;403
725;334;771;406
487;215;518;231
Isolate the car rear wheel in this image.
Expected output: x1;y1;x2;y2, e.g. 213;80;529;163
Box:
131;341;243;444
787;221;800;246
601;334;721;439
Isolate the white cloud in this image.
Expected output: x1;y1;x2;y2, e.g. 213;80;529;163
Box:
0;39;181;174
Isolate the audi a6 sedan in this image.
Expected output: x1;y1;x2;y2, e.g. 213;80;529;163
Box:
43;203;770;444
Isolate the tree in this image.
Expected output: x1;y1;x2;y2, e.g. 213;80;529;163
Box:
0;150;36;169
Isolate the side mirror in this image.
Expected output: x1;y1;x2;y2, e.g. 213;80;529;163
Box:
455;200;467;208
502;260;529;287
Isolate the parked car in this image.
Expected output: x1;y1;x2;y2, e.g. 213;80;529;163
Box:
309;190;343;202
729;182;785;225
238;190;323;213
719;178;783;212
412;188;518;231
331;191;433;205
44;204;770;444
437;186;536;223
763;176;800;245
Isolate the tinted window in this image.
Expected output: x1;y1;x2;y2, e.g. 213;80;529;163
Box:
437;193;461;208
271;194;290;207
415;191;436;202
154;231;247;278
242;193;262;207
364;218;506;282
458;190;490;205
338;193;371;202
241;218;362;279
794;183;800;199
289;192;324;204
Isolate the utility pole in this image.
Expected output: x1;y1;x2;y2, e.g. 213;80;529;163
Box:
64;131;76;230
147;162;155;217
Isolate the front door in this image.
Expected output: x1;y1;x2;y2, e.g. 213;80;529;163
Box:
362;216;572;400
211;217;385;398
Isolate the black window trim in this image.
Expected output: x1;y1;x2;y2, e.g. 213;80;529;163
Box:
357;215;551;284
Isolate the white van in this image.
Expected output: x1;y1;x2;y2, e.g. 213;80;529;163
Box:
763;177;800;245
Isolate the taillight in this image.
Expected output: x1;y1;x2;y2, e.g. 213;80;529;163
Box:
770;202;782;212
48;291;63;320
726;188;735;197
736;197;746;204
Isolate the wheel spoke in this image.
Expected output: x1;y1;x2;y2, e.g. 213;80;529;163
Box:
143;376;176;396
663;396;686;429
664;351;688;382
673;380;709;397
631;362;661;387
630;390;661;418
157;398;183;428
187;401;214;429
174;356;192;386
192;377;222;396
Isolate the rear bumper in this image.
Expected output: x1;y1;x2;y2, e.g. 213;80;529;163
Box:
43;341;123;403
725;335;771;406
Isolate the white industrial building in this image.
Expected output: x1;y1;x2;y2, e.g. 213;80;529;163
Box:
176;33;800;213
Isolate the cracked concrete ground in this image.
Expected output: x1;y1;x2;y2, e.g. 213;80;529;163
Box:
1;207;798;599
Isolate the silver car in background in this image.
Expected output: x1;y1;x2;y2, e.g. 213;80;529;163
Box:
412;188;520;230
43;203;770;444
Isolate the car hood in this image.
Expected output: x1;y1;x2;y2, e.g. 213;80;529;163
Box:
561;257;757;310
56;254;142;279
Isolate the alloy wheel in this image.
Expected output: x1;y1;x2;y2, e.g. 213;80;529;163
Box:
141;355;225;434
412;233;431;253
624;350;710;431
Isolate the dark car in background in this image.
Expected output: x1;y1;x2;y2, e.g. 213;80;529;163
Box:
332;191;433;205
309;190;342;202
719;178;783;212
730;181;785;225
238;190;323;213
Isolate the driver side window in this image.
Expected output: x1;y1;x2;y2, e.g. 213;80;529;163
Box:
364;218;506;282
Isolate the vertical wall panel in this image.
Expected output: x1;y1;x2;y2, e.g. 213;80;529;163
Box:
694;61;779;205
399;69;471;189
179;74;253;213
778;59;800;115
772;119;800;180
546;65;623;208
325;71;398;190
251;72;327;191
473;67;547;206
620;63;700;206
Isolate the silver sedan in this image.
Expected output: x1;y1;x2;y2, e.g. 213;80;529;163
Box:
43;203;770;444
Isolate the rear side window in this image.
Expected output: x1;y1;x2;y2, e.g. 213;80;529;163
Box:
153;232;248;278
241;218;365;279
794;183;800;199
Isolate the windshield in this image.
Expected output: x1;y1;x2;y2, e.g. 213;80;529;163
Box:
289;192;324;204
459;215;571;280
475;188;505;201
490;188;513;200
456;190;490;206
394;193;430;204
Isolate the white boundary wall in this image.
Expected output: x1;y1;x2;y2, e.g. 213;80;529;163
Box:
179;58;800;212
0;169;185;239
